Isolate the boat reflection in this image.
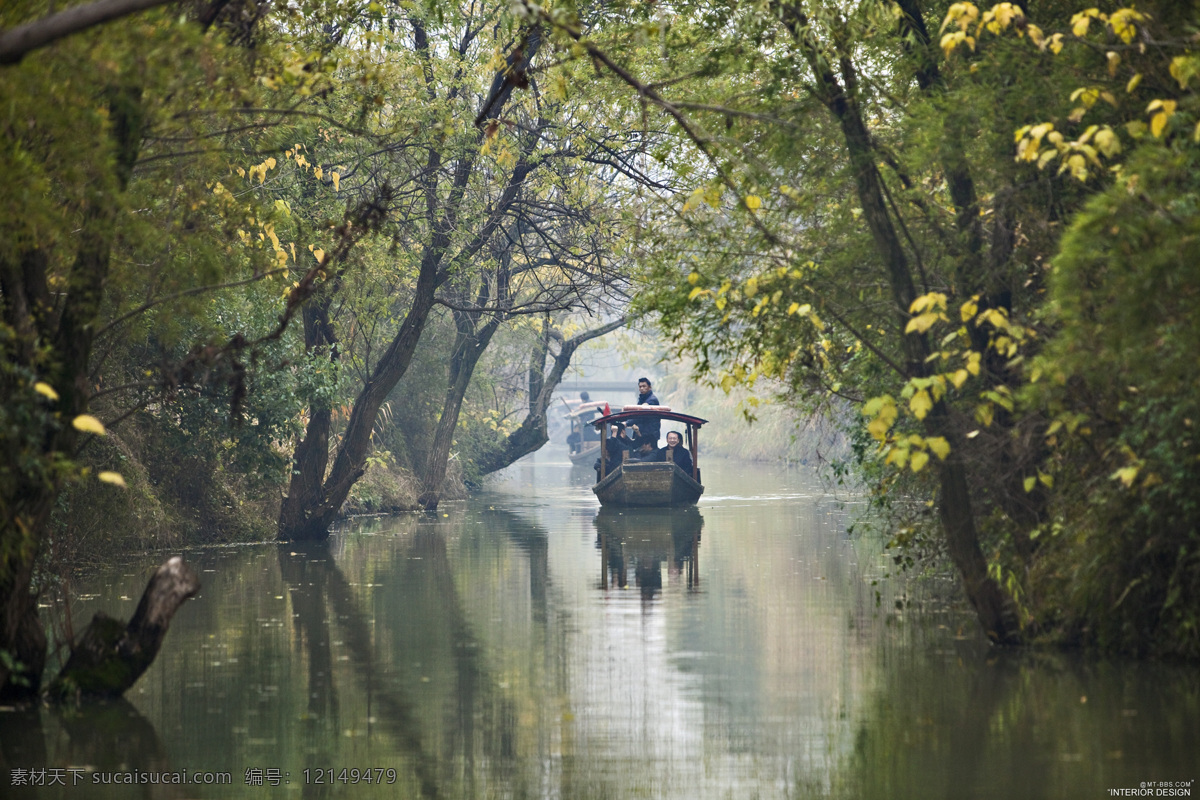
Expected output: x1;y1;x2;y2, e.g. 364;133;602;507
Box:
593;506;704;597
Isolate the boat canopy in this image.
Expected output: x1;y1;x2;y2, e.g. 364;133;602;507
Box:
564;400;610;419
591;408;708;429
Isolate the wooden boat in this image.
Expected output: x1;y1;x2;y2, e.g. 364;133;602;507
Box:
564;400;610;464
569;441;602;465
591;407;707;507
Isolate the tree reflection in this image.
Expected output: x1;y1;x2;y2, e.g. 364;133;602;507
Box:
278;543;440;798
277;514;549;800
829;644;1200;800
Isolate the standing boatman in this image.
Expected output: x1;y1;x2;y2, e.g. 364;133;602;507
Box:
636;377;659;407
632;377;661;446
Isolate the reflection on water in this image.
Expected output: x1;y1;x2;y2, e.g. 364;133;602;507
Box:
2;455;1197;798
594;507;703;595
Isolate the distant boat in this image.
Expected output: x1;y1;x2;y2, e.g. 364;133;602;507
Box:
591;407;707;507
564;400;610;464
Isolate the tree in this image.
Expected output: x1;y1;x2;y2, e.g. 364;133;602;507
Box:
0;0;375;698
413;118;639;507
505;0;1199;648
275;4;550;539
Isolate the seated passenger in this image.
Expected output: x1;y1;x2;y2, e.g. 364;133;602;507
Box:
629;440;664;462
596;422;634;476
660;431;693;474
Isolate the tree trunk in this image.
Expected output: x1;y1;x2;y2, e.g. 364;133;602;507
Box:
0;521;49;700
278;255;442;540
417;313;502;510
0;85;145;700
277;100;542;540
49;556;200;699
279;290;340;540
474;316;626;477
779;5;1021;643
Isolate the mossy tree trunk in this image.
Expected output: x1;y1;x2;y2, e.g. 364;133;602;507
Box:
49;556;200;700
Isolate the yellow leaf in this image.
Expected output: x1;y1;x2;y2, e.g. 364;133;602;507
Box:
1126;73;1143;93
1106;51;1120;77
909;389;933;420
940;2;979;34
1170;55;1200;90
1147;99;1177;115
975;403;994;427
72;414;107;435
1070;10;1097;38
98;471;127;488
1109;8;1144;44
313;249;325;263
1060;153;1089;181
940;30;975;57
745;195;762;210
332;172;341;191
1111;466;1139;488
966;352;982;376
910;451;930;473
1023;475;1036;492
885;445;909;468
1094;127;1121;158
927;437;951;460
1150;111;1169;138
34;382;59;401
905;312;945;334
864;396;898;440
949;369;970;389
909;292;948;314
688;287;707;301
687;272;701;285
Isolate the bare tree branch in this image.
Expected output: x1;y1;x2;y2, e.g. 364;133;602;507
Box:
0;0;177;65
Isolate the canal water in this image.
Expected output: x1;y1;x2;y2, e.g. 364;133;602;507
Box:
2;455;1196;798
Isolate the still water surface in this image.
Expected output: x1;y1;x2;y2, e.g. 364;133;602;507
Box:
2;455;1197;798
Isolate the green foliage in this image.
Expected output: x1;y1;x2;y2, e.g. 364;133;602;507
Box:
1026;141;1200;657
506;0;1200;653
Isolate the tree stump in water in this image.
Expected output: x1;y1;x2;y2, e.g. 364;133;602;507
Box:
49;556;200;700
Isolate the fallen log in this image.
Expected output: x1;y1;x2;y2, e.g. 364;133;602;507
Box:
49;556;200;700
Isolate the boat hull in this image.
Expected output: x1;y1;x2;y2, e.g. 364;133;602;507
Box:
568;441;602;464
592;461;704;507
